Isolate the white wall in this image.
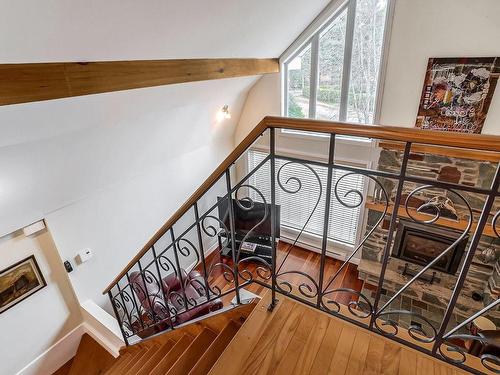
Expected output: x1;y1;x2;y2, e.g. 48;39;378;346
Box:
235;0;500;140
379;0;500;135
38;77;257;310
235;73;282;143
0;77;257;238
0;229;82;375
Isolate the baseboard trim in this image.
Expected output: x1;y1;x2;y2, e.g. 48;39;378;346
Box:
16;323;85;375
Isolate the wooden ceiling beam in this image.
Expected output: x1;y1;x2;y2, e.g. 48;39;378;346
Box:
0;58;279;106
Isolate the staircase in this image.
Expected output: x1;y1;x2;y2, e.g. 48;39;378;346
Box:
59;301;256;375
99;117;500;374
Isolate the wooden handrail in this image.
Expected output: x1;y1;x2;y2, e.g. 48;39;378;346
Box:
264;116;500;152
103;116;500;293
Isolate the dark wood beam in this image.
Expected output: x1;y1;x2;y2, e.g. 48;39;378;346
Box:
0;58;279;106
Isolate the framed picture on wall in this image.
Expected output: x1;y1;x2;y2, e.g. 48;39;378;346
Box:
0;255;46;314
415;57;500;133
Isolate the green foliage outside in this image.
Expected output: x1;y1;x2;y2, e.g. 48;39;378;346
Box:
288;96;305;118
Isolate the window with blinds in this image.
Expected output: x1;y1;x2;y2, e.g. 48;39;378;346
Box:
247;150;364;246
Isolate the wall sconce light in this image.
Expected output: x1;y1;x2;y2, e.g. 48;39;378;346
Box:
216;105;231;122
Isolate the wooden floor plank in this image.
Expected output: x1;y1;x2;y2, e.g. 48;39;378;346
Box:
364;335;386;375
291;313;330;375
381;341;402;375
327;325;357;375
345;330;371;375
240;299;306;374
416;355;435;375
273;307;320;375
434;362;453;375
308;318;343;375
398;348;417;375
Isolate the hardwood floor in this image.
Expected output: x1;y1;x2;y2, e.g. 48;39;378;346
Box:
208;292;470;375
201;241;363;307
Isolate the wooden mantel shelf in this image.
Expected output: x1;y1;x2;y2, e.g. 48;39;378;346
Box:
378;141;500;162
365;200;496;237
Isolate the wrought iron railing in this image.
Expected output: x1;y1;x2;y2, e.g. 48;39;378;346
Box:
104;117;500;374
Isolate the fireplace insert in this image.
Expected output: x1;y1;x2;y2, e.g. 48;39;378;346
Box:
392;219;468;274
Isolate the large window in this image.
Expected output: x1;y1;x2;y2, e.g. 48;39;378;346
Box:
284;0;389;124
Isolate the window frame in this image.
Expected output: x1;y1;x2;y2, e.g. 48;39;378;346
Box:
281;0;395;126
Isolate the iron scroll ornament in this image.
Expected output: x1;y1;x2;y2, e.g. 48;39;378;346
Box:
321;172;389;319
275;161;322;300
374;185;473;344
436;208;500;373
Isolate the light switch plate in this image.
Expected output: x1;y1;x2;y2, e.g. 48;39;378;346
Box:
77;248;93;263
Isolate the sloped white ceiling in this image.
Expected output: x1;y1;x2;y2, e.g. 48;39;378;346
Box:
0;0;329;62
0;1;330;235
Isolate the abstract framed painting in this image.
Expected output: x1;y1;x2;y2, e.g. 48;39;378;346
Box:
0;255;46;314
416;57;500;133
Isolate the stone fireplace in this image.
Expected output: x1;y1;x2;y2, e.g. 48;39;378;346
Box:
358;145;500;332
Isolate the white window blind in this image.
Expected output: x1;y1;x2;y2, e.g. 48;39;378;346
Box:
247;150;364;246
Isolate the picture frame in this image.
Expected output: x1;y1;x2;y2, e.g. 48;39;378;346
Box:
0;255;47;314
416;57;500;134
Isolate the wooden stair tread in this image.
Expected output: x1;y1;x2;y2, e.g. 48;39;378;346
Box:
135;339;176;375
106;348;145;375
189;320;241;375
123;344;160;375
68;333;115;375
149;335;193;375
102;353;132;375
165;328;218;375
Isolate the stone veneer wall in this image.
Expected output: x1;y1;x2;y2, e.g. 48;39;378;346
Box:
358;148;500;330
